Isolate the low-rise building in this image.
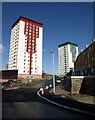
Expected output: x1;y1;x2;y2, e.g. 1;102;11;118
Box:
74;39;95;76
0;70;18;80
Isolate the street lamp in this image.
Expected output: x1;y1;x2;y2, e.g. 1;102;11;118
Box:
50;51;55;94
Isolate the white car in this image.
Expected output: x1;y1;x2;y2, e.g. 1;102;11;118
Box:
56;79;61;83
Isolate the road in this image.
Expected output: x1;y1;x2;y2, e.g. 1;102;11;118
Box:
2;80;91;119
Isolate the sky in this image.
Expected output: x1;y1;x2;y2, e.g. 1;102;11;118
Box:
2;2;93;75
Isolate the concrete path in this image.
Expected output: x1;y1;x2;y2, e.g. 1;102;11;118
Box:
54;86;95;105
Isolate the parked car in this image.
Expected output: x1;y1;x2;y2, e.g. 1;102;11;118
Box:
56;79;61;83
2;82;12;88
8;80;15;84
14;79;21;83
55;77;62;84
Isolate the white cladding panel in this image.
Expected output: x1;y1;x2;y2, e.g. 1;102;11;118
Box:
17;21;26;74
36;27;42;74
68;44;74;70
8;23;19;70
31;27;42;75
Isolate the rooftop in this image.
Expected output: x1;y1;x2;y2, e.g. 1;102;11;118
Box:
12;16;43;28
58;42;78;48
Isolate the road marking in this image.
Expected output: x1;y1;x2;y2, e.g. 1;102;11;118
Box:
37;89;95;117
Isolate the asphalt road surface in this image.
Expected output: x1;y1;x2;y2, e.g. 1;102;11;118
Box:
2;80;92;119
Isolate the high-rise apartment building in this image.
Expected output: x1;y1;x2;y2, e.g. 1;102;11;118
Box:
8;16;43;78
58;42;78;77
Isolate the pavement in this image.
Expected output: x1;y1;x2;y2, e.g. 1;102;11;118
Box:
54;86;95;105
38;86;95;117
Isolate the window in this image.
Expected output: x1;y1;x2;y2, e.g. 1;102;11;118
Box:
26;32;28;34
92;45;93;50
33;25;35;27
33;28;35;30
92;57;93;61
30;24;32;26
36;26;38;28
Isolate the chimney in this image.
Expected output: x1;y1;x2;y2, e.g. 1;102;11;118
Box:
85;45;89;48
92;38;95;43
80;49;84;52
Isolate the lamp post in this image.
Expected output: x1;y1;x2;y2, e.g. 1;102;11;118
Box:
50;51;55;94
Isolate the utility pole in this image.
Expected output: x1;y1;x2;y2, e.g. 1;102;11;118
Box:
50;51;55;94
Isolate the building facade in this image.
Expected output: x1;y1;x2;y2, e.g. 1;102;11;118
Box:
74;39;95;76
94;2;95;38
58;42;78;77
8;16;43;78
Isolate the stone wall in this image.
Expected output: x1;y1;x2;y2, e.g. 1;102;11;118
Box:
63;76;95;96
71;76;84;94
62;76;71;92
80;76;95;96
